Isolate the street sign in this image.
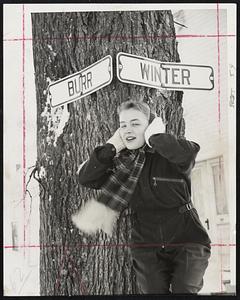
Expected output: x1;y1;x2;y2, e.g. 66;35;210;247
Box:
116;52;214;91
48;55;113;107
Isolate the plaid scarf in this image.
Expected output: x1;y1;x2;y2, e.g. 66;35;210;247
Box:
97;145;147;212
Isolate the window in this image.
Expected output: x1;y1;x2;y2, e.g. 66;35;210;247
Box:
211;158;228;215
191;168;205;219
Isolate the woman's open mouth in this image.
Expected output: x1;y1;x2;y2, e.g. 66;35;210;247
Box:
126;136;136;142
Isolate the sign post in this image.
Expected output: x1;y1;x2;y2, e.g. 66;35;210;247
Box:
117;52;214;91
48;55;113;107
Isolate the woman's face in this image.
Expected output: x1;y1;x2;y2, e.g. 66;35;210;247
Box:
119;108;149;150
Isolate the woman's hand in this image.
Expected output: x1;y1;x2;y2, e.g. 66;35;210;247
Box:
106;128;126;153
144;117;166;147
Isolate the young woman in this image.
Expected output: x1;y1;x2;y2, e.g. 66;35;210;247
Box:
72;100;211;294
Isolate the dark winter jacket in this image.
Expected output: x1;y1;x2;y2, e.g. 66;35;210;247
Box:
78;133;211;248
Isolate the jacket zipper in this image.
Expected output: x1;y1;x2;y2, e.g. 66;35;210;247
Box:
153;176;190;202
153;176;185;187
159;225;165;249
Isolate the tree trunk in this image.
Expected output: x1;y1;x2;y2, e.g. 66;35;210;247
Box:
31;10;184;296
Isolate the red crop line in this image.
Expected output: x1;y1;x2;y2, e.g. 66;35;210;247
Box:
216;5;223;293
220;238;223;293
3;33;236;43
54;247;67;292
22;3;26;257
67;256;88;295
55;247;88;295
3;243;237;249
217;2;221;130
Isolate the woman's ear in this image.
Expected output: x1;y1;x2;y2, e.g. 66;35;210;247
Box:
149;112;156;124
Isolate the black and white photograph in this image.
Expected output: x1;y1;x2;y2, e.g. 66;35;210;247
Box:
3;3;237;296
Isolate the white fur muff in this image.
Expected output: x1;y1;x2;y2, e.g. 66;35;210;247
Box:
71;198;119;236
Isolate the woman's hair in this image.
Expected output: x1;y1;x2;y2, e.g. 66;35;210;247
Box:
117;100;151;121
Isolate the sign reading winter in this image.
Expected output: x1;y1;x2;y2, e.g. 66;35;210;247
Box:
116;52;214;91
48;55;113;107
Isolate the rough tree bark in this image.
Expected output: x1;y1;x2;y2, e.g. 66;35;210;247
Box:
31;10;185;296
